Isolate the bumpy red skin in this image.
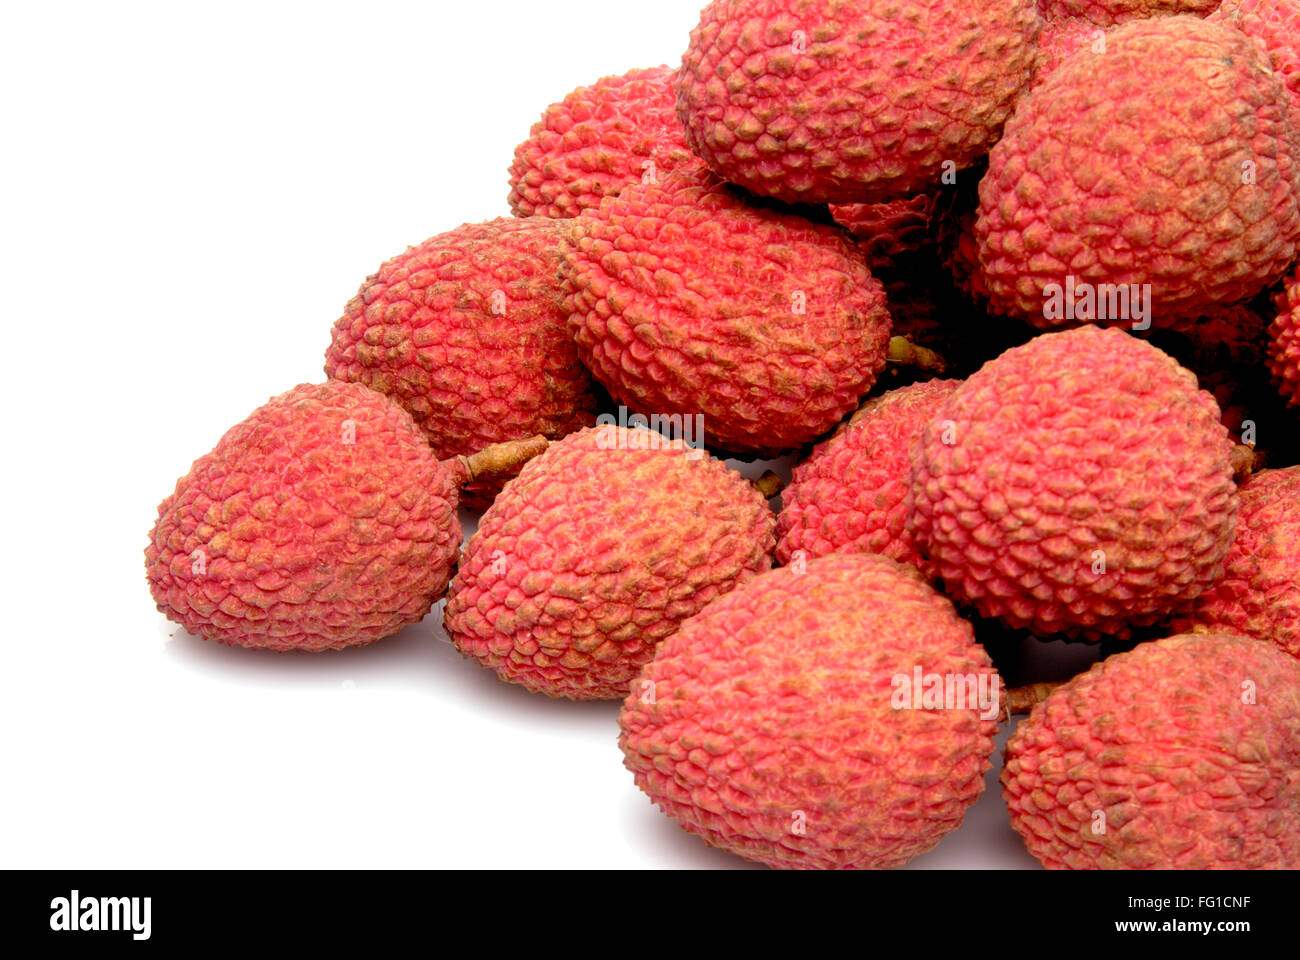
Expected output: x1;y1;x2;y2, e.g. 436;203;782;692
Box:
620;553;998;870
146;383;462;652
563;167;892;456
1210;0;1300;130
1270;263;1300;407
1173;468;1300;658
977;16;1300;325
325;218;597;508
776;379;960;572
676;0;1041;204
1030;18;1107;89
508;66;698;219
443;426;775;701
1003;632;1300;869
828;194;936;273
908;327;1239;638
1039;0;1221;22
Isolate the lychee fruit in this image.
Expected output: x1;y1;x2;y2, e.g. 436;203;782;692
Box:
562;166;892;456
146;382;544;653
443;425;775;700
619;552;1000;870
1269;263;1300;408
675;0;1041;204
507;66;697;219
1003;631;1300;869
1030;18;1109;89
1209;0;1300;129
977;15;1300;325
324;217;598;507
1173;467;1300;658
775;379;961;572
1038;0;1222;24
908;327;1240;638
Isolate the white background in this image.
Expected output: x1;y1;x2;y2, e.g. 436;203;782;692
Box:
0;1;1083;868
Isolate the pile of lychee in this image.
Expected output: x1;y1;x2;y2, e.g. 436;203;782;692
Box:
146;0;1300;869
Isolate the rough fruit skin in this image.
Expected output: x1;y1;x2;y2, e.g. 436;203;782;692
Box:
676;0;1041;203
1030;18;1107;89
325;218;597;507
909;327;1239;637
776;379;960;572
443;426;775;700
1209;0;1300;131
1173;468;1300;658
828;194;936;273
562;167;892;455
1270;263;1300;407
977;16;1300;325
619;553;998;870
507;66;697;219
146;382;462;652
1003;632;1300;869
1039;0;1221;23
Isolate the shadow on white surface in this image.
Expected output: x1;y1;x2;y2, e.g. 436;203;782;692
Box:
905;725;1040;870
619;790;768;869
165;608;629;733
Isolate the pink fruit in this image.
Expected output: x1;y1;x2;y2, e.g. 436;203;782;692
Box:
1004;631;1300;869
620;552;999;869
776;379;961;572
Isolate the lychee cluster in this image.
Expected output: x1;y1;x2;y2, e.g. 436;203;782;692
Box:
147;0;1300;872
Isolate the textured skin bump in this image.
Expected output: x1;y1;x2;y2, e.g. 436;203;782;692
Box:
619;553;998;870
1039;0;1221;23
443;426;775;700
1034;0;1216;23
146;382;462;652
1003;632;1300;869
828;194;936;273
1270;263;1300;407
325;218;597;507
1030;18;1108;89
1173;468;1300;658
776;379;960;571
1210;0;1300;130
676;0;1041;203
908;327;1239;637
562;166;892;455
977;16;1300;325
507;66;698;219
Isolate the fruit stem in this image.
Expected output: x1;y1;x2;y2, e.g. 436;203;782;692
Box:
751;471;784;498
1230;444;1261;483
1002;682;1060;721
887;336;947;374
449;435;550;487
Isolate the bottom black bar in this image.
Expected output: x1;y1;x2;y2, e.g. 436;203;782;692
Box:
4;869;1292;946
